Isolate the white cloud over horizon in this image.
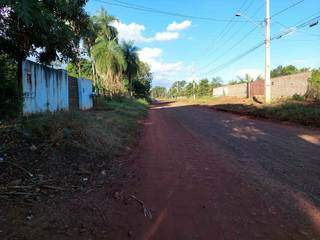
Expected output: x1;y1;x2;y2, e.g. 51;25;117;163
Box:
154;31;180;41
138;47;184;86
167;20;192;31
110;19;191;43
111;21;180;43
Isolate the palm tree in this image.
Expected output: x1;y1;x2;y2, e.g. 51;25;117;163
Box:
91;37;126;95
84;9;119;87
122;42;139;97
91;8;118;41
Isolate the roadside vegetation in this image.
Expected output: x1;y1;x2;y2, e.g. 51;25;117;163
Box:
0;2;152;208
1;4;152;119
0;97;148;202
210;98;320;128
152;65;320;128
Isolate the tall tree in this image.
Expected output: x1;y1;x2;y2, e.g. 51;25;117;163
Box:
0;0;89;63
132;61;152;99
67;58;93;80
197;79;210;96
151;86;167;98
122;42;139;97
91;37;126;95
84;8;118;87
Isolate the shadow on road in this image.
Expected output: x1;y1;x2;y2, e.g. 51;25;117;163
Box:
151;101;320;235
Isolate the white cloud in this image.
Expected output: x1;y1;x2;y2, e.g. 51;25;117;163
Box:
167;20;192;31
111;21;181;43
110;21;152;43
235;68;263;80
154;31;180;41
138;47;163;62
138;47;183;86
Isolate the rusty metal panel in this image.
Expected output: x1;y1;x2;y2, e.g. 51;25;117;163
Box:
250;80;265;96
77;78;93;110
22;60;69;115
68;76;79;110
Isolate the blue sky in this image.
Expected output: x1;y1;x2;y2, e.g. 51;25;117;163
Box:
85;0;320;87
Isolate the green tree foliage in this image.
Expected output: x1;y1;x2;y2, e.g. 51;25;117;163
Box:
67;58;93;80
184;82;196;97
271;65;308;78
211;77;223;88
0;0;89;63
167;80;187;98
197;79;210;96
91;37;126;95
122;42;139;97
307;69;320;100
151;86;167;98
132;61;152;99
0;54;21;118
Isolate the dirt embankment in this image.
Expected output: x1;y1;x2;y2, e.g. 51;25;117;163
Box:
0;98;148;240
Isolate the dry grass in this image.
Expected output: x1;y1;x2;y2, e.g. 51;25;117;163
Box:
0;98;148;201
172;96;320;128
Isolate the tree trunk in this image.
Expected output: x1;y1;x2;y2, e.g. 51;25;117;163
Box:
17;59;23;115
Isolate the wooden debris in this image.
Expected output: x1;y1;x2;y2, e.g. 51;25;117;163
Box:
129;194;152;220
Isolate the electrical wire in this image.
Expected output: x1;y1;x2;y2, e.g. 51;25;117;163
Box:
200;15;320;76
93;0;254;23
271;0;305;18
197;3;265;71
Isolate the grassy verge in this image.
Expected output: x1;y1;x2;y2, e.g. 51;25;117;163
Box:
0;97;148;201
172;96;320;128
214;101;320;127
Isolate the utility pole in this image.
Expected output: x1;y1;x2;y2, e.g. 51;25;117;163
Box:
176;81;179;100
192;67;196;100
265;0;271;104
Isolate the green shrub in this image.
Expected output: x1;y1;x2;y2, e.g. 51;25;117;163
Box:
0;54;22;119
307;69;320;100
292;93;304;101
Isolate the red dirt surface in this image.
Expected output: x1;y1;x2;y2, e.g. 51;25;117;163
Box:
2;102;320;240
109;102;320;240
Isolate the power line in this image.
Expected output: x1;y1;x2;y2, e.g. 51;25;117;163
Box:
93;0;254;23
201;15;320;76
198;25;259;72
271;0;305;18
201;0;260;58
197;2;265;72
192;0;252;61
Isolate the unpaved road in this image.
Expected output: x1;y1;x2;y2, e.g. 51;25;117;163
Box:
112;102;320;240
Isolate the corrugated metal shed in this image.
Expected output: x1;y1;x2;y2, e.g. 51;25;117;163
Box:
22;60;69;115
77;78;93;110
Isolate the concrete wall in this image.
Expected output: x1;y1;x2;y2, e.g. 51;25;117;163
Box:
213;86;228;97
22;60;68;115
227;83;248;98
271;72;311;98
212;72;311;99
78;78;93;110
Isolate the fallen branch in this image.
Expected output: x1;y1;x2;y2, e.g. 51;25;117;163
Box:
40;185;65;191
0;192;39;196
0;161;34;178
92;203;108;224
129;194;152;220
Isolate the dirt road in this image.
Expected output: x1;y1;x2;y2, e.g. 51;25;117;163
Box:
112;102;320;240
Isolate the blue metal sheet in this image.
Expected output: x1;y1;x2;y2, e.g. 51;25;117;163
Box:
77;78;93;110
22;60;69;115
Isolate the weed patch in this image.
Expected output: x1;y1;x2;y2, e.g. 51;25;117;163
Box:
0;98;148;202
